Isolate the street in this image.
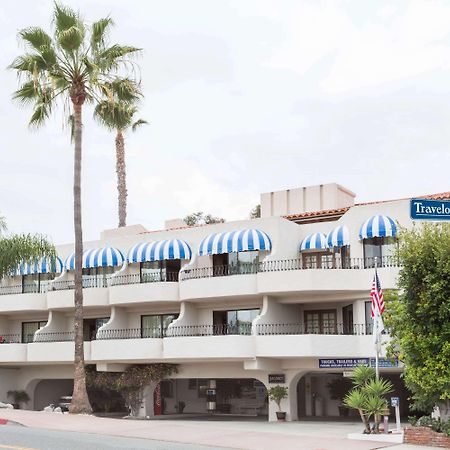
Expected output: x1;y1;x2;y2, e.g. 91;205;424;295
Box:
0;425;229;450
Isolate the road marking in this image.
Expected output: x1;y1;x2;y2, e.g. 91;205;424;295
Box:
0;445;39;450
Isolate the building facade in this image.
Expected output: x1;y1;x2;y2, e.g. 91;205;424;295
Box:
0;184;447;421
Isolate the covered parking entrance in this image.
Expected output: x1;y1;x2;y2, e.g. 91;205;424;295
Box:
33;379;73;410
156;378;268;418
296;372;411;420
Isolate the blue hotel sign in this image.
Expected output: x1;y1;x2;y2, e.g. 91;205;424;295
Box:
411;199;450;221
319;358;399;369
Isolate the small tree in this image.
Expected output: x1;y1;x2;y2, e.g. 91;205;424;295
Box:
267;385;288;412
87;364;177;417
184;212;225;226
343;365;393;434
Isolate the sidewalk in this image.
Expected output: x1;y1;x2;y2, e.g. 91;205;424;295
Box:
0;409;436;450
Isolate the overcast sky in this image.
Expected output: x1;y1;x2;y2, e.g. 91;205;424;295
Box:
1;0;449;245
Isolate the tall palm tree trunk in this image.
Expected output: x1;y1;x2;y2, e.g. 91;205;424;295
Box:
69;90;92;414
116;130;127;227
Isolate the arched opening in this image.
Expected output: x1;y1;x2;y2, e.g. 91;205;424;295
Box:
296;372;411;420
33;379;73;411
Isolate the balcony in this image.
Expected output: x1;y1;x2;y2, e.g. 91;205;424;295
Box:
27;338;91;363
180;264;258;300
0;284;47;312
47;278;109;309
0;336;27;363
109;273;179;305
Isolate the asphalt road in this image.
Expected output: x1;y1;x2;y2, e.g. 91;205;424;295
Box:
0;425;233;450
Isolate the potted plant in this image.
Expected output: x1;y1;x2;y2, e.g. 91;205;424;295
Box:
326;377;352;417
7;390;30;409
268;385;288;420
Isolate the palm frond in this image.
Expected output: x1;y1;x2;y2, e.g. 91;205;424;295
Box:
29;101;52;128
131;119;148;132
350;365;376;387
13;80;42;105
109;78;142;102
54;3;85;53
9;54;47;73
363;395;388;418
91;18;113;50
19;27;52;51
97;45;141;71
365;378;394;397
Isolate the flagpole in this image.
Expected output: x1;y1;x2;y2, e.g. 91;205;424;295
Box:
374;256;379;381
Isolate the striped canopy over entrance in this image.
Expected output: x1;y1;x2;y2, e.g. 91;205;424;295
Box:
326;225;350;248
359;215;397;239
300;233;328;251
127;239;192;263
64;247;125;270
16;257;64;276
198;229;272;256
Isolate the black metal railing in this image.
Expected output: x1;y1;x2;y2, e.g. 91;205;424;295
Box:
255;323;368;336
0;333;21;344
180;263;258;280
49;277;109;291
32;331;75;342
110;271;179;287
167;323;253;337
180;256;400;280
96;327;164;339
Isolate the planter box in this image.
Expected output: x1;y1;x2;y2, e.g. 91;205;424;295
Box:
404;426;450;448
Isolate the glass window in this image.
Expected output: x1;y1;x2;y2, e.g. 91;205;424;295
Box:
237;251;258;274
141;314;178;338
304;310;337;334
213;308;259;335
365;301;373;334
22;321;47;343
22;274;39;293
363;237;397;268
141;261;161;282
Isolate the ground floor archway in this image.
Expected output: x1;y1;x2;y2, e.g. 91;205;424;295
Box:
33;379;73;411
296;372;411;420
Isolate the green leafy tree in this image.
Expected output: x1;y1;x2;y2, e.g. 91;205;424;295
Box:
267;385;288;412
94;79;147;227
0;217;55;279
344;365;393;433
184;212;225;226
10;3;140;414
87;364;177;416
384;223;450;414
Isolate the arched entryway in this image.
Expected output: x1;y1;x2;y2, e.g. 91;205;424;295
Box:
33;379;73;411
296;372;411;420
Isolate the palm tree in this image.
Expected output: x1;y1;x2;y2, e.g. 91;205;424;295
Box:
0;216;55;279
10;3;140;414
94;80;147;227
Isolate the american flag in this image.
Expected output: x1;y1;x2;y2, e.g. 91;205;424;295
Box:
371;270;385;317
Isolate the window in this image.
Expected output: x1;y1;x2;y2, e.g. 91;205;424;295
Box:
213;309;259;335
22;321;47;343
82;267;114;288
302;251;334;269
22;273;56;294
141;314;178;338
83;317;109;341
212;251;259;276
363;237;397;268
140;260;181;282
365;301;373;334
304;310;337;334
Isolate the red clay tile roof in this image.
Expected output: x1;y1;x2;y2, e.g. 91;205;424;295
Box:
284;191;450;221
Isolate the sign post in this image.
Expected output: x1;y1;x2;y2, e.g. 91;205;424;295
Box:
391;397;401;432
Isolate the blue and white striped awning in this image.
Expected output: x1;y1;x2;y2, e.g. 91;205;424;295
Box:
127;239;192;263
16;257;64;276
300;233;328;251
65;247;125;270
359;215;397;240
198;229;272;256
327;225;350;248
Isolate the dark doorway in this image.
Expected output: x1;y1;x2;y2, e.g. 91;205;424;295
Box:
342;304;354;334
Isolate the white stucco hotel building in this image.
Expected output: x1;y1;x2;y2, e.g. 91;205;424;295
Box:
0;183;448;421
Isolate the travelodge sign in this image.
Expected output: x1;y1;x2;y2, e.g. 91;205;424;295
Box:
411;199;450;221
